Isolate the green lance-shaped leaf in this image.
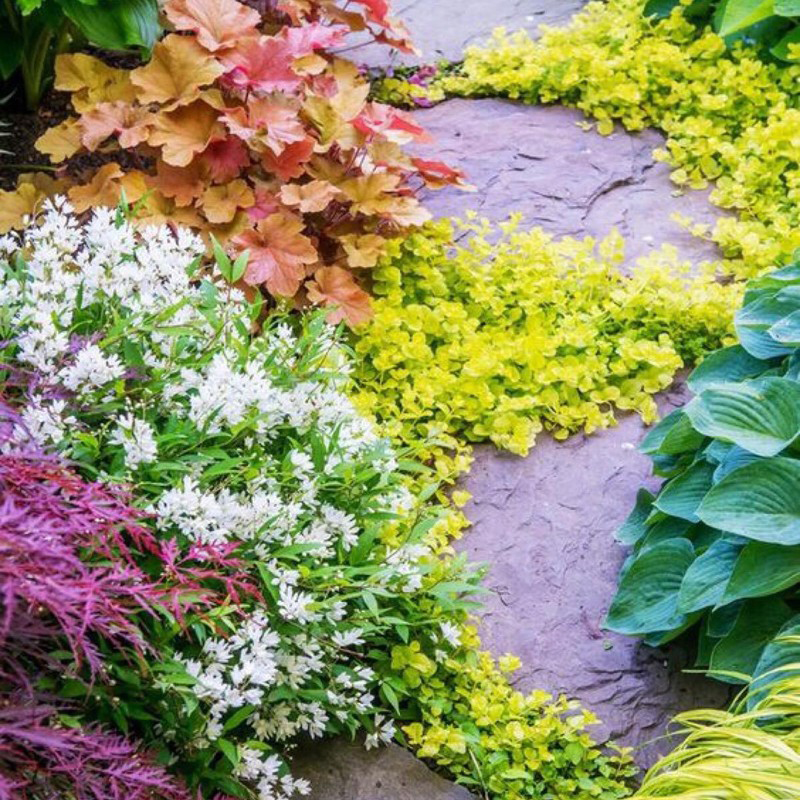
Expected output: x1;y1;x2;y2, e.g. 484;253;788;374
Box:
698;458;800;544
685;377;800;457
605;538;695;635
715;0;778;37
640;409;705;457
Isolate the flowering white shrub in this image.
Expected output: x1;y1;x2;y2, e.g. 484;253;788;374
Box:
0;200;479;800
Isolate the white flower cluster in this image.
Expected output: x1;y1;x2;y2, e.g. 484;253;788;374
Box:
0;203;461;800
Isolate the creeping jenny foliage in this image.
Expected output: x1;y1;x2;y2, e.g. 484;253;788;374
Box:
0;203;636;800
439;0;800;278
352;217;739;473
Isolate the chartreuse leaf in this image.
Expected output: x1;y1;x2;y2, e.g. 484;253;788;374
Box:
687;345;768;393
772;24;800;59
709;597;794;683
685;377;800;457
605;539;695;635
677;537;743;613
654;461;715;522
721;541;800;603
698;458;800;544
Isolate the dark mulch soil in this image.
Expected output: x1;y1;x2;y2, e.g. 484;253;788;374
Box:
0;87;70;189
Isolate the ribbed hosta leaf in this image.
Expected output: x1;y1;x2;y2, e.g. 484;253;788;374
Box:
605;539;695;635
687;345;768;393
722;541;800;604
769;308;800;345
678;537;742;613
698;458;800;544
615;488;654;545
712;445;763;482
654;461;715;522
709;597;794;683
685;377;800;457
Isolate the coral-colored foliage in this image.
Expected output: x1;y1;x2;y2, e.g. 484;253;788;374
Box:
13;0;465;325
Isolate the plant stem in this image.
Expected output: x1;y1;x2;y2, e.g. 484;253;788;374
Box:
21;22;55;111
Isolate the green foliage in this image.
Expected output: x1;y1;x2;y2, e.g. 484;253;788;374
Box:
634;665;800;799
351;216;739;474
606;261;800;691
0;0;159;109
437;0;800;278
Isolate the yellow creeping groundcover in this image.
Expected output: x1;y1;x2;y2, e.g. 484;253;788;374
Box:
437;0;800;279
352;217;739;476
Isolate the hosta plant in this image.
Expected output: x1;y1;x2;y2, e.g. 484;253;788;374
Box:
606;260;800;692
0;0;160;110
6;0;466;324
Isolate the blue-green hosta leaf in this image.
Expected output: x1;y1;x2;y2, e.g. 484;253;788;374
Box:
709;597;794;683
712;445;764;482
640;409;704;456
715;0;777;36
769;308;800;345
736;287;800;358
685;377;800;457
678;537;743;613
616;488;655;545
721;540;800;603
605;539;695;635
654;461;715;522
749;615;800;706
637;517;693;552
688;345;769;393
698;458;800;544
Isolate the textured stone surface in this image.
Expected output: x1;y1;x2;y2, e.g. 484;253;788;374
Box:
292;737;474;800
412;99;722;268
360;0;586;65
457;384;732;767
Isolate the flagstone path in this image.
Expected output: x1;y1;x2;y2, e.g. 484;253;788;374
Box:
296;3;731;796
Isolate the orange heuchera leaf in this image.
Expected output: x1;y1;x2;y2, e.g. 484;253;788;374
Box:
149;100;225;167
260;137;315;181
279;179;339;213
198;136;251;182
222;97;305;155
35;117;83;162
164;0;260;53
338;172;401;214
233;211;317;297
55;53;136;112
0;173;68;233
307;265;372;326
411;157;474;191
220;35;302;94
68;164;124;213
131;35;224;106
200;179;255;223
353;102;430;144
339;232;386;268
151;158;207;206
79;102;154;150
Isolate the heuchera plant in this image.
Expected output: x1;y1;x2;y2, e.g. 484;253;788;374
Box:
13;0;466;324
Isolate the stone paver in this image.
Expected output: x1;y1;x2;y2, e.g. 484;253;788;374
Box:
457;384;731;767
412;99;722;269
292;737;474;800
360;0;586;65
301;5;732;794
